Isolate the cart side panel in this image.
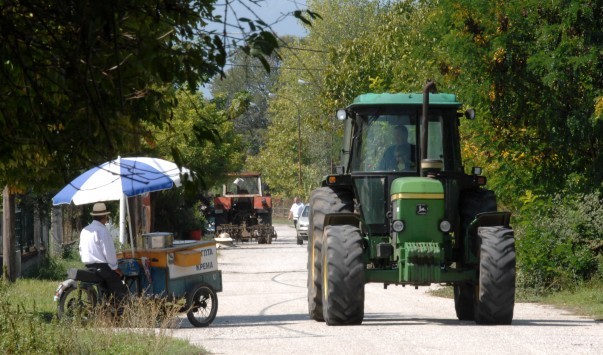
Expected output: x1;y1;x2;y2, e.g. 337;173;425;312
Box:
167;244;218;279
138;267;169;296
150;267;168;296
168;270;223;297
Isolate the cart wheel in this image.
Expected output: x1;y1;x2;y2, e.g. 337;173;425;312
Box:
186;283;218;327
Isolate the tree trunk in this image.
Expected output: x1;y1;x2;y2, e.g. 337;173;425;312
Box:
2;186;17;282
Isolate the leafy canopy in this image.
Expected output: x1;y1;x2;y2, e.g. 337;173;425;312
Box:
0;0;288;191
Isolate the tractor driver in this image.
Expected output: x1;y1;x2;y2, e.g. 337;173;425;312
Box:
377;124;415;171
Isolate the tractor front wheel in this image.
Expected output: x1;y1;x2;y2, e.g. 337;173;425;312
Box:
322;224;364;325
475;226;515;325
307;187;354;321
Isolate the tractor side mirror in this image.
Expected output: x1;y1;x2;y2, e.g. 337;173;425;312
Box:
336;109;347;121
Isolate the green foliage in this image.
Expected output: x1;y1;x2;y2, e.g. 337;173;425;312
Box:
23;257;67;281
22;253;84;281
542;278;603;320
0;0;283;192
0;278;206;353
247;0;390;198
0;301;75;353
319;0;402;107
313;0;603;207
432;0;603;203
143;89;245;190
516;192;603;291
211;48;282;156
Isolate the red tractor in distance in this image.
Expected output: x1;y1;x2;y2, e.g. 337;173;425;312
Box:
213;172;276;244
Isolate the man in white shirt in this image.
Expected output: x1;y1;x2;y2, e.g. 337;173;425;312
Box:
79;202;128;302
288;197;304;228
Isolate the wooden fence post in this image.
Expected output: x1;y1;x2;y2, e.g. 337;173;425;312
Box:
2;185;17;282
50;206;63;257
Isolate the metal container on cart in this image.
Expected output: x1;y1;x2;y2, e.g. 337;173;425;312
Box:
142;232;174;249
119;238;222;327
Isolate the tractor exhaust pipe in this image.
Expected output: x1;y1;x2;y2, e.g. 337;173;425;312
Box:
421;81;437;176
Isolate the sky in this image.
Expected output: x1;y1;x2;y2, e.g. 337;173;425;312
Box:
202;0;309;96
212;0;308;37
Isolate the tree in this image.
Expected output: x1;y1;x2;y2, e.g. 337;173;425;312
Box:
248;0;388;198
0;0;292;190
210;48;284;155
316;0;603;205
430;0;603;204
143;89;246;187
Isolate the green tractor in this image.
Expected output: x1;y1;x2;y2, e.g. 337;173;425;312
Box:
307;82;515;325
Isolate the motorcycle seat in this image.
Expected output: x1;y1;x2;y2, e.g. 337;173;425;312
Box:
67;268;103;283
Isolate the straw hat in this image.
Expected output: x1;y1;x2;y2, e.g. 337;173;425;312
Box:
90;202;111;216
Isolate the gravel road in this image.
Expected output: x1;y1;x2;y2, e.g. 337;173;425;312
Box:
169;224;602;354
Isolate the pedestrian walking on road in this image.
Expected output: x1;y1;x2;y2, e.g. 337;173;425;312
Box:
288;197;304;228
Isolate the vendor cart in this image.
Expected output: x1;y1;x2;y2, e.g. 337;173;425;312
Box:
117;236;222;327
52;157;222;326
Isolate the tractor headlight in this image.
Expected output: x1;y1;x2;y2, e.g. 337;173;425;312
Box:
392;220;405;232
439;220;451;233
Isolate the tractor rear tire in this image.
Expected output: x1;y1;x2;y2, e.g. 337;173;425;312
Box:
475;226;515;325
454;284;475;321
307;187;354;322
322;224;364;325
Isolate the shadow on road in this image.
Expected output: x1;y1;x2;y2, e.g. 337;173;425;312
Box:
362;313;594;327
205;313;311;328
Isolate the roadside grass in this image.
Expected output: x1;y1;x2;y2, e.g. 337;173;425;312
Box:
1;256;207;354
541;279;603;321
429;281;603;321
429;285;543;303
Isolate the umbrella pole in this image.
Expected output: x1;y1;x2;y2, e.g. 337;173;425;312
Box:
119;194;127;245
125;195;135;256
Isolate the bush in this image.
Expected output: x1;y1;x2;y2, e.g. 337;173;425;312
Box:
516;192;603;291
23;252;84;281
0;279;206;353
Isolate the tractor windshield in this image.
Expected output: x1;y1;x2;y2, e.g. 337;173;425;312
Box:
350;112;445;173
225;176;260;195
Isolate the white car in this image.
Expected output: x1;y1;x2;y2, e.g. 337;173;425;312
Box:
296;205;309;245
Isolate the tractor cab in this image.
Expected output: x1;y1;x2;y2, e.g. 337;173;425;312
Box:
335;92;464;237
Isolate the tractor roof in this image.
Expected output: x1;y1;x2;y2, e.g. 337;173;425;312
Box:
349;93;462;108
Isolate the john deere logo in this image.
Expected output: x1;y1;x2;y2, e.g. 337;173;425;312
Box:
416;204;428;215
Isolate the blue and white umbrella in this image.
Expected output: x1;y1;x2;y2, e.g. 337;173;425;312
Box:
53;157;191;247
53;157;190;206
